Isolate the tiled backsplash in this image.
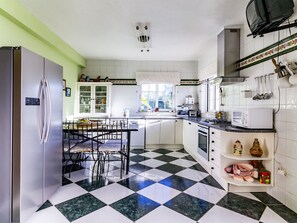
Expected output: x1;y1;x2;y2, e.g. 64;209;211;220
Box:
82;60;198;79
198;22;297;212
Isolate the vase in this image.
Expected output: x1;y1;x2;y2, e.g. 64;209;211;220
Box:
250;138;263;157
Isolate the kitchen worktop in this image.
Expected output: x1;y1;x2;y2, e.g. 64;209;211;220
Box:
110;116;183;119
86;116;276;133
182;117;276;133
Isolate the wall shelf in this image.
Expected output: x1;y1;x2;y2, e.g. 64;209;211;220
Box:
223;176;273;187
221;153;273;161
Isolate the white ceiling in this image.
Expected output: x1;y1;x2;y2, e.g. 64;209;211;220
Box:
20;0;249;61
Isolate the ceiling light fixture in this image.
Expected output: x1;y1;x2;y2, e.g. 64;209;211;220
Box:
136;23;151;52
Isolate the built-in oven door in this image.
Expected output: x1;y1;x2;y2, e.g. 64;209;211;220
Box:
197;125;209;160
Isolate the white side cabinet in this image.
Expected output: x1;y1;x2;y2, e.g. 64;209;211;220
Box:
183;121;191;151
175;119;183;145
76;82;112;117
129;119;145;149
209;127;275;192
183;120;198;155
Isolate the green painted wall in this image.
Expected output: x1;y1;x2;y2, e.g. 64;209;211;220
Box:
0;0;85;120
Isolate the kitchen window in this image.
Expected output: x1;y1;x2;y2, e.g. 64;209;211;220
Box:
140;84;174;111
208;81;220;111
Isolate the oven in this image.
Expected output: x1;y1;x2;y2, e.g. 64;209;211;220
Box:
197;124;209;161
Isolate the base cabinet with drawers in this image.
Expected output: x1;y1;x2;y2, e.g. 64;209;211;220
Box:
209;128;221;177
209;127;275;192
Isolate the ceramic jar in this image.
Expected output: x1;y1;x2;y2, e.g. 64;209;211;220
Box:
233;140;243;156
250;138;263;157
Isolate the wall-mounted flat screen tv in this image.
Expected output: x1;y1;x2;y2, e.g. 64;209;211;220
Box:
246;0;294;36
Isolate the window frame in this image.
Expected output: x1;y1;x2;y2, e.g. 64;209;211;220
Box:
140;83;175;112
207;79;220;112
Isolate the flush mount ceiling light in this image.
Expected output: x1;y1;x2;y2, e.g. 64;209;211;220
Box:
136;23;151;52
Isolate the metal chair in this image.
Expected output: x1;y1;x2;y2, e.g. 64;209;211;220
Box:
97;120;128;179
62;121;104;177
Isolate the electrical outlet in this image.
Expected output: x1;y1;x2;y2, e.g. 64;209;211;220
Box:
277;168;288;176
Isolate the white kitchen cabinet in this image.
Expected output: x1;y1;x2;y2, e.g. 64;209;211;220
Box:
209;128;223;186
146;119;161;145
160;119;175;144
175;119;183;144
146;118;183;148
77;82;112;117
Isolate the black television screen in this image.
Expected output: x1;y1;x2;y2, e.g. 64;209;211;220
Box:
246;0;294;36
246;0;267;34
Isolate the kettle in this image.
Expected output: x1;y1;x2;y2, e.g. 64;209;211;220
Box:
197;109;201;117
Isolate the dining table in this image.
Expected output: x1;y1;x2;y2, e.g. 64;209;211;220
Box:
63;121;139;174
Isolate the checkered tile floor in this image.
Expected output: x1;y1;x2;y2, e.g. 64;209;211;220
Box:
26;148;297;223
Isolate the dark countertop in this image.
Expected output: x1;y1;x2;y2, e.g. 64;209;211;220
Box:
105;116;275;133
182;117;276;133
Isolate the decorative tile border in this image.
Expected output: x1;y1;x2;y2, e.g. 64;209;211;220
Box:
180;79;200;86
89;78;200;86
109;79;137;85
236;32;297;71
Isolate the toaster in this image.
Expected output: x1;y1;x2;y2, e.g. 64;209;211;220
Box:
188;110;197;117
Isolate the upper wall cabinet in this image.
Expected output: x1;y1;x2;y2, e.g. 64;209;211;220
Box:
76;82;112;117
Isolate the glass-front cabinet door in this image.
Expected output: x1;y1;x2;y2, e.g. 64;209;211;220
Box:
94;85;107;114
77;83;111;117
79;85;92;114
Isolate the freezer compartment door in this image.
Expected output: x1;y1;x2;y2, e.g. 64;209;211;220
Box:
43;58;63;201
17;47;44;222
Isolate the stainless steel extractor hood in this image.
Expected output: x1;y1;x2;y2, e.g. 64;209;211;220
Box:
215;28;245;85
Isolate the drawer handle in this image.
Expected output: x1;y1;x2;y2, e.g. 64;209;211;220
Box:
189;122;191;125
211;132;214;134
211;158;214;161
211;140;215;143
211;149;214;152
211;167;214;170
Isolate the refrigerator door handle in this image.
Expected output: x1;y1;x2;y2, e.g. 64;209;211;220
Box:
38;79;46;143
43;79;51;143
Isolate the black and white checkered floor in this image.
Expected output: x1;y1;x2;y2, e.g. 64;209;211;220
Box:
26;148;297;223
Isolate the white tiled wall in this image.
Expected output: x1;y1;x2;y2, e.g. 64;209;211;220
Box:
82;60;198;79
198;8;297;212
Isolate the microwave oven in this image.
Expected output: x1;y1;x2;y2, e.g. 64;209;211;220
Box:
231;108;273;129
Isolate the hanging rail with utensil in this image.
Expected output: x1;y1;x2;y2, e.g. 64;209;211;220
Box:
252;73;274;100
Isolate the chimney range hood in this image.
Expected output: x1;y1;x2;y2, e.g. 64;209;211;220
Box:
215;28;245;85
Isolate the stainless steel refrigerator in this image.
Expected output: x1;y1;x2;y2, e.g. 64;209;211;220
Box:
0;47;63;223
